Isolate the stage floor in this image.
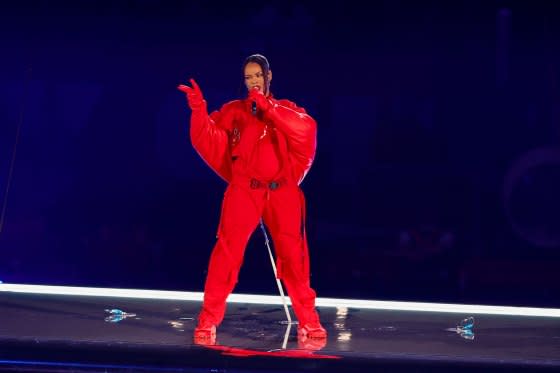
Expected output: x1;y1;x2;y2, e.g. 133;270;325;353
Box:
0;284;559;372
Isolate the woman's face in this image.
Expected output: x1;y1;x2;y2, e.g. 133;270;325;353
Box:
244;62;272;96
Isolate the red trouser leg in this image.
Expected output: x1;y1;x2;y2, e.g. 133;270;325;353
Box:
199;184;263;326
263;185;320;326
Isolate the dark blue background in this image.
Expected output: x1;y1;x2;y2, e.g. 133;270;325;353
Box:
1;0;559;307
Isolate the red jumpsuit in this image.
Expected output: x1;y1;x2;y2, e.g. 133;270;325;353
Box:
190;96;321;328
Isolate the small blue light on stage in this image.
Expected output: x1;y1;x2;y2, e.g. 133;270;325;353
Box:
104;309;137;323
445;316;475;340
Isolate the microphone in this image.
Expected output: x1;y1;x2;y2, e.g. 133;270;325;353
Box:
251;86;259;115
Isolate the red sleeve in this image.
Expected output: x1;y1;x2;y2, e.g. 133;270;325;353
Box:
266;99;317;184
189;101;239;182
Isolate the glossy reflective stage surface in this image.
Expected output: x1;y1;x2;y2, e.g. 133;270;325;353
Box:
0;289;559;372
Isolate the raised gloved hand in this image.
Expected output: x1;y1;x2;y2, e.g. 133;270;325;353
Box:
248;86;273;113
177;78;206;111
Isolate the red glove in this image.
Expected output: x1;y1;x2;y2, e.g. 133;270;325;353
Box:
178;78;206;111
248;87;273;113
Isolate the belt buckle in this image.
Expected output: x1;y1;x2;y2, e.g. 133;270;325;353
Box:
250;178;260;189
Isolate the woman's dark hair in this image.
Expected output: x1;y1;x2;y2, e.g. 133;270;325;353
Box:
242;54;270;94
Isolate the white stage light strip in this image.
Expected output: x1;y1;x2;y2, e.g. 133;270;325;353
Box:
1;283;560;317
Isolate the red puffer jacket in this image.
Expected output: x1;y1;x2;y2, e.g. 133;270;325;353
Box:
189;97;317;185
